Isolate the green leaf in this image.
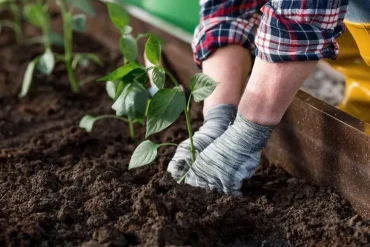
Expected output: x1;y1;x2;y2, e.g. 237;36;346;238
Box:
37;49;55;75
146;88;185;137
105;80;128;101
118;68;147;86
190;73;219;102
19;56;39;98
78;57;90;68
98;62;142;82
72;53;102;70
121;68;147;85
106;81;117;100
119;34;137;62
50;32;64;46
152;67;165;89
0;20;18;33
79;115;97;132
23;3;45;28
136;33;151;40
134;118;145;125
112;82;148;118
107;2;129;32
68;0;95;16
22;32;64;46
71;14;86;33
115;81;125;100
145;35;161;65
129;140;160;169
123;25;133;35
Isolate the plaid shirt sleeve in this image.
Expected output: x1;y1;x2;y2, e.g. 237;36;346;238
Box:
192;0;349;65
192;0;265;66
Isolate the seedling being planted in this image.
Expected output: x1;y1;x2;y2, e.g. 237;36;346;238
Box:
19;0;101;97
80;2;150;140
128;36;218;183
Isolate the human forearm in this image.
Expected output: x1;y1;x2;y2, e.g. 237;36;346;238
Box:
202;45;252;114
239;58;317;125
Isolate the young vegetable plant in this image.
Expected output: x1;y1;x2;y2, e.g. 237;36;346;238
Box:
56;0;101;92
19;0;101;98
79;2;149;140
0;0;25;43
18;0;55;98
128;37;219;183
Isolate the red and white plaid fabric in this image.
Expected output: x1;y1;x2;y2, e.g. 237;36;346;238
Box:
193;0;348;65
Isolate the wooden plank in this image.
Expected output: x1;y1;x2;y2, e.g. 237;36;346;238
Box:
264;91;370;219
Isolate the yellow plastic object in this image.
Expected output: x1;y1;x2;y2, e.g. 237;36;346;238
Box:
346;21;370;66
327;20;370;124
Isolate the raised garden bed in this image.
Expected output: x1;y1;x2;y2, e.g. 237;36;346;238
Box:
1;2;370;246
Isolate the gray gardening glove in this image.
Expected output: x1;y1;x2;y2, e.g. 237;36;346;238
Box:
185;113;274;195
167;104;237;180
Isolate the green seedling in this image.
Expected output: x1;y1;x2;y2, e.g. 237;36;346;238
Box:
0;0;25;43
127;36;218;183
18;0;55;98
0;0;62;46
80;2;150;140
19;0;101;97
57;0;100;92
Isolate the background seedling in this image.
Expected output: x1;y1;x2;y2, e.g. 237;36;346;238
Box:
0;0;25;43
128;36;218;183
18;0;101;97
19;0;55;97
57;0;101;92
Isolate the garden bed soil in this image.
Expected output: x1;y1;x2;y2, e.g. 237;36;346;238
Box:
1;18;370;247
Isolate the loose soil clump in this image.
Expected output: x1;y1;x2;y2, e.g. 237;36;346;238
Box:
1;24;370;247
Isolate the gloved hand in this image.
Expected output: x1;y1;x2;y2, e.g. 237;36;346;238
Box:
185;113;274;195
167;104;237;180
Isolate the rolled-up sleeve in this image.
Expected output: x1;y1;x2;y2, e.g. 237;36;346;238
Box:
193;0;349;65
192;0;266;66
255;0;349;62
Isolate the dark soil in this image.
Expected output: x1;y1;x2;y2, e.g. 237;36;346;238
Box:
1;14;370;247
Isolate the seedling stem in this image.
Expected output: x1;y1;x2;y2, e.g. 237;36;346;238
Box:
42;15;51;50
177;166;192;184
9;3;22;43
128;117;135;140
95;115;129;122
59;0;79;92
158;143;179;148
164;68;196;163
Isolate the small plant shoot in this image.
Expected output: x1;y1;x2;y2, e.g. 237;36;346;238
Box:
19;0;54;98
57;0;101;92
0;0;24;43
18;0;101;98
